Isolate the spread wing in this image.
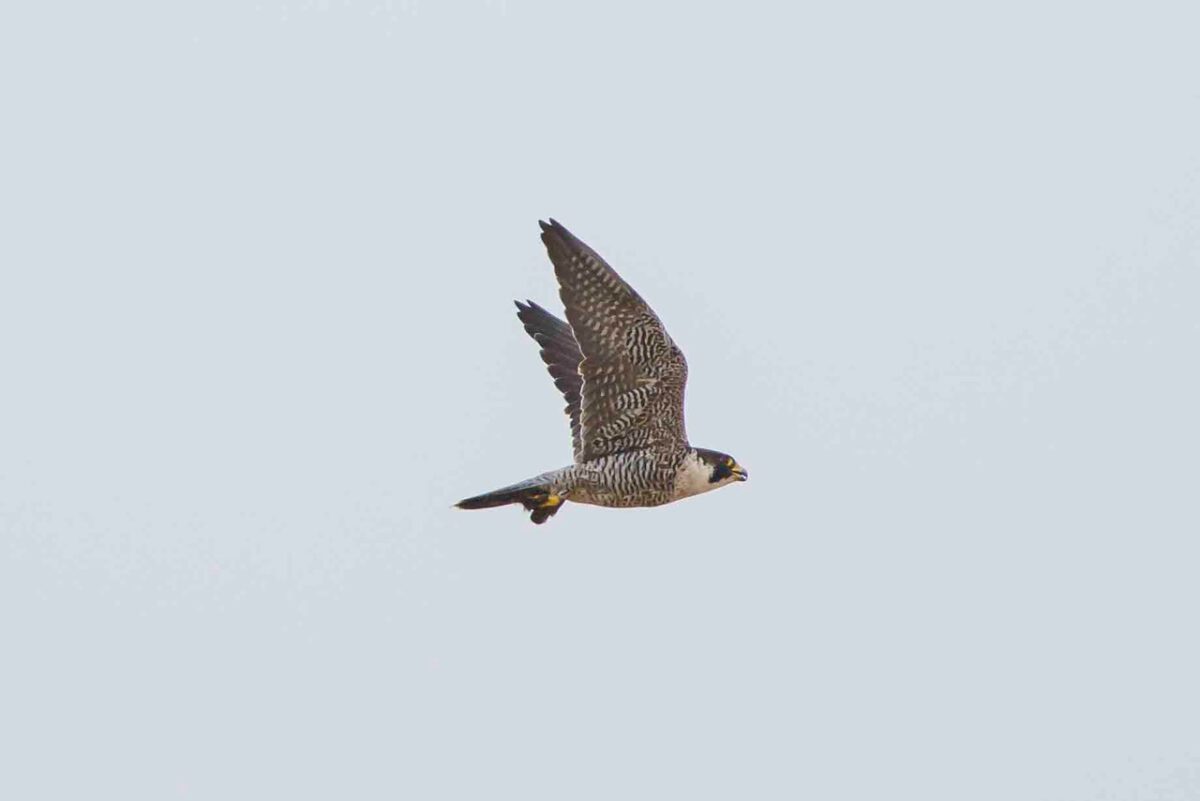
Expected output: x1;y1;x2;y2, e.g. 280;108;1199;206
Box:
514;299;584;459
538;219;689;463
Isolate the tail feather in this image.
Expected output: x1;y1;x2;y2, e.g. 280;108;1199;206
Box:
455;479;565;524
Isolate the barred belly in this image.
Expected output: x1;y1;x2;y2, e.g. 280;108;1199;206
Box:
562;448;685;508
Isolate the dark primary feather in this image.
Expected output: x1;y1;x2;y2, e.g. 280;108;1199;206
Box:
514;299;584;459
538;219;690;462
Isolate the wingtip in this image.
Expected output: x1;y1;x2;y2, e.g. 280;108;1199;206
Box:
515;299;543;321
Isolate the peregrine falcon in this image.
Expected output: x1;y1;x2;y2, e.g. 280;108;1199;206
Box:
456;219;748;524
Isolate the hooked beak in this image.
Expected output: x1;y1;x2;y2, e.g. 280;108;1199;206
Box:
732;464;749;482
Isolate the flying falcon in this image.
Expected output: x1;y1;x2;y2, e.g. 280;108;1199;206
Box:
456;219;748;524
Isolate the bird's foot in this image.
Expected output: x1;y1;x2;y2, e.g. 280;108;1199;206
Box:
526;491;564;525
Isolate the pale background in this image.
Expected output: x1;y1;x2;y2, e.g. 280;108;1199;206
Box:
2;2;1198;799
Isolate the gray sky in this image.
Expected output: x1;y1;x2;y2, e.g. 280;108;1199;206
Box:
2;1;1198;799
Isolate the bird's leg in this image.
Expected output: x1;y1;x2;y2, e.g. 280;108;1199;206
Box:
525;490;565;525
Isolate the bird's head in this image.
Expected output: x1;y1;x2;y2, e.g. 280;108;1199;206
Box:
693;447;749;487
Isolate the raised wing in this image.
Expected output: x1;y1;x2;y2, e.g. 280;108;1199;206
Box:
514;299;584;459
538;219;689;463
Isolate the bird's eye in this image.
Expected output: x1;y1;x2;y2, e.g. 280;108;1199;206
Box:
725;457;734;467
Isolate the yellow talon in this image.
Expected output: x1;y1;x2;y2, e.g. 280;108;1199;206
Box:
543;493;562;508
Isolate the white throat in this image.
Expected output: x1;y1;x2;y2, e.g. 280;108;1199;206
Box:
673;450;725;500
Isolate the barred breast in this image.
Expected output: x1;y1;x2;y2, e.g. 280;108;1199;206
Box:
562;447;687;508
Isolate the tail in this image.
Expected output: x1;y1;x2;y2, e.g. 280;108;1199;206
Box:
455;478;565;525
